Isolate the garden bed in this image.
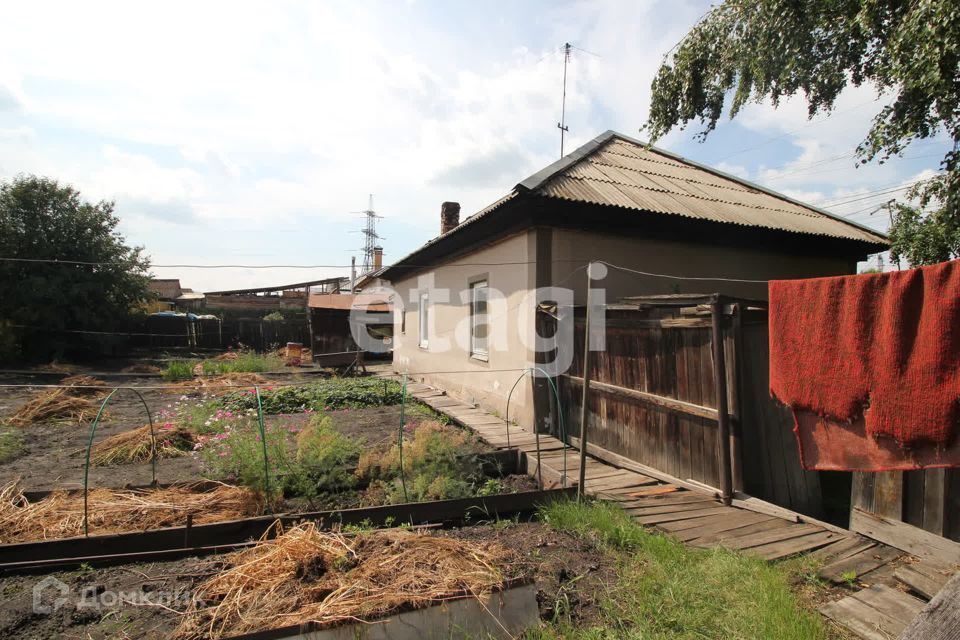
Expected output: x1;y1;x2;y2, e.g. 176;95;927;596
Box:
0;372;537;545
0;516;614;640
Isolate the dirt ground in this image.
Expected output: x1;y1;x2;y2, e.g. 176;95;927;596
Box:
0;521;614;639
0;377;472;492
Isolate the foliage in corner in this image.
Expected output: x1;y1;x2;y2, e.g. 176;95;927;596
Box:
0;175;152;362
646;0;960;265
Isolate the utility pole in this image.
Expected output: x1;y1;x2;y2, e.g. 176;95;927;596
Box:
350;256;356;294
557;42;571;158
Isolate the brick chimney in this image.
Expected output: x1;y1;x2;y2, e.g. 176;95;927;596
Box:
440;201;461;235
373;246;383;270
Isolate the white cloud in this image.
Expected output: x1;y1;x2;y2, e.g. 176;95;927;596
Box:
0;0;946;289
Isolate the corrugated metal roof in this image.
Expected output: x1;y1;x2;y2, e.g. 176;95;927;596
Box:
525;132;886;244
308;293;390;312
379;130;886;281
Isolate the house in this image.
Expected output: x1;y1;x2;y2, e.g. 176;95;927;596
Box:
146;278;183;312
379;131;887;429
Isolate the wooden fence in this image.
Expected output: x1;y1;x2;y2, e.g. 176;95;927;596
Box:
541;295;824;517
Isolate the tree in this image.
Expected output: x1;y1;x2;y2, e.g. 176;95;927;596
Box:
646;0;960;265
0;175;151;361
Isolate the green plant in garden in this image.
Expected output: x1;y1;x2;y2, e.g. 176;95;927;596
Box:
175;399;235;435
199;414;362;500
357;421;485;503
200;351;284;375
200;423;294;498
0;429;25;463
162;360;194;381
219;378;403;414
288;415;362;500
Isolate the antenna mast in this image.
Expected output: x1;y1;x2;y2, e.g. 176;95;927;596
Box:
359;194;382;274
557;42;571;157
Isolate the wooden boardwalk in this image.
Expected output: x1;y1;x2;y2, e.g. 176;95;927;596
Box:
393;377;955;639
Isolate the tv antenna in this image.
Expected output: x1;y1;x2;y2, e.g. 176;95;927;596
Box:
555;42;599;157
557;42;571;157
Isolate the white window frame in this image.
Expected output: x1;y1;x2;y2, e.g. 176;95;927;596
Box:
470;279;489;361
418;292;429;348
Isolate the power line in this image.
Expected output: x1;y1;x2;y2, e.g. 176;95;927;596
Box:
0;257;543;268
816;180;928;208
599;260;769;284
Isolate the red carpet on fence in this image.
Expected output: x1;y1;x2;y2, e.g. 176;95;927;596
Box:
769;260;960;471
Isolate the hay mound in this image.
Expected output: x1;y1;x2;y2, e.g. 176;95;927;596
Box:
212;351;239;361
175;523;512;639
60;375;109;396
89;424;195;465
5;389;99;428
121;363;162;374
164;373;268;394
0;481;267;543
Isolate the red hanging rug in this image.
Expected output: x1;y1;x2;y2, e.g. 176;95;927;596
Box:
769;259;960;471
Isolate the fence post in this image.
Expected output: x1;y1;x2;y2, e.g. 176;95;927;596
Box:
711;295;734;505
577;262;594;499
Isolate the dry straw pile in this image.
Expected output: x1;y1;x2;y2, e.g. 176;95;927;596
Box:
175;522;513;639
59;375;109;396
4;388;100;428
0;481;267;543
164;372;268;394
88;423;195;465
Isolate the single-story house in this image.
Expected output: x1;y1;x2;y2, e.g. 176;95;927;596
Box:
379;130;887;428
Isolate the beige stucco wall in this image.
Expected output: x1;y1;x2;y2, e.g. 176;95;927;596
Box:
388;224;861;428
389;230;540;425
551;228;858;303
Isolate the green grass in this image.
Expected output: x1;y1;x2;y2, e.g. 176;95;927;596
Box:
162;360;195;381
0;429;25;463
162;351;285;381
200;351;285;375
531;500;836;640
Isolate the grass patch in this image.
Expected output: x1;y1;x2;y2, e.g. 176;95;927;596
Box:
162;360;195;381
200;351;285;375
0;429;25;463
533;500;836;640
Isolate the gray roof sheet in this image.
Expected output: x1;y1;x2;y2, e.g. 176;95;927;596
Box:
522;132;886;244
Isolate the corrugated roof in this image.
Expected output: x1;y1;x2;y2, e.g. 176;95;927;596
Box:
308;293;390;312
380;130;886;281
521;132;886;244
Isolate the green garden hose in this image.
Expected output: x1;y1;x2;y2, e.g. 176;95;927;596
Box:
503;367;567;489
253;386;272;509
83;388;118;536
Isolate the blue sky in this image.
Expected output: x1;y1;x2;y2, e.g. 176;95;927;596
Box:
0;0;950;290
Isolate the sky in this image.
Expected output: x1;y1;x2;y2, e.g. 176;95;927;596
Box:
0;0;951;291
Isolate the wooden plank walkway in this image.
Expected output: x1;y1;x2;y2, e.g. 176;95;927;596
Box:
389;376;952;638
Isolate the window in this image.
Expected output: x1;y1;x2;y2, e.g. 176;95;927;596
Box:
418;292;429;348
470;279;488;360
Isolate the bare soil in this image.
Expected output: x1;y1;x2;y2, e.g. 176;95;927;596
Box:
0;379;477;493
0;522;615;639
